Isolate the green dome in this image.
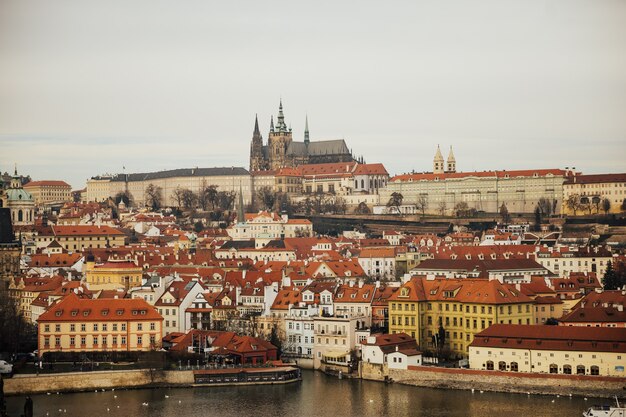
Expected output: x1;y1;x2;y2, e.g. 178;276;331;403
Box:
5;188;33;202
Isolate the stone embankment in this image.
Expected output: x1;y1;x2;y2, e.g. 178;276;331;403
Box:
4;369;194;395
361;363;626;398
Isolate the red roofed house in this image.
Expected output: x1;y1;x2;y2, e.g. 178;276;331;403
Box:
469;324;626;376
38;292;163;356
34;225;126;252
358;247;397;279
361;332;422;370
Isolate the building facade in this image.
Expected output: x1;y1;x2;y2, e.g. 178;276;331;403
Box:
37;293;163;355
23;180;72;206
379;148;566;215
469;324;626;377
562;173;626;215
86;167;252;207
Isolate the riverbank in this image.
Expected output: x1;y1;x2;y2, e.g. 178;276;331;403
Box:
3;367;301;395
360;363;626;399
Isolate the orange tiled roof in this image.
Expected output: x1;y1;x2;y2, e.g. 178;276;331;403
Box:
38;292;162;322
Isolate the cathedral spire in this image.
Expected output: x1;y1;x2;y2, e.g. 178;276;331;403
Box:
254;114;260;135
270;115;275;133
276;99;287;132
433;145;444;174
304;115;310;145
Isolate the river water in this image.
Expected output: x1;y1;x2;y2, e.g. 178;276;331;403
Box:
6;370;595;416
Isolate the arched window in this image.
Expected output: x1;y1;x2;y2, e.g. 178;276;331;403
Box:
563;365;572;375
510;362;518;372
486;361;494;370
549;364;558;374
576;365;585;375
18;210;23;222
498;361;506;371
361;179;365;189
590;366;599;375
354;180;358;189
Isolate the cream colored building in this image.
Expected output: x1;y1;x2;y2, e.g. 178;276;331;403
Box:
34;225;126;252
86;167;252;207
38;293;163;355
563;173;626;215
469;324;626;377
313;315;366;371
84;258;143;291
379;149;566;215
23;180;72;206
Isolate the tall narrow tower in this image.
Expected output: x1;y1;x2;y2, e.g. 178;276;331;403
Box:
446;146;456;173
433;145;444;174
304;115;310;145
268;99;293;169
249;115;267;171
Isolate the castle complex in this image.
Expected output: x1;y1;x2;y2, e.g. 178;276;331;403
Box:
250;101;355;171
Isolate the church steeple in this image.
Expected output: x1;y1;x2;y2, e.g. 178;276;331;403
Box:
254;114;260;135
304;115;310;145
446;146;456;173
270;115;275;133
433;145;444;174
276;99;287;132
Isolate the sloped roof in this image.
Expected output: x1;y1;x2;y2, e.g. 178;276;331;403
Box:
106;167;249;182
39;292;162;322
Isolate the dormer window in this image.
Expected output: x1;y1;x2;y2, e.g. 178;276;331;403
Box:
116;309;124;316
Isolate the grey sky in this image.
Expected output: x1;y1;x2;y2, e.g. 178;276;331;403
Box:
1;0;625;189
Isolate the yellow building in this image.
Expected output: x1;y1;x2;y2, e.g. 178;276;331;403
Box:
469;324;626;377
388;277;534;358
37;292;163;356
35;225;126;252
84;258;143;290
563;173;626;215
23;180;72;206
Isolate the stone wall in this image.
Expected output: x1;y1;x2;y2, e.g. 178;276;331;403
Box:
388;366;626;398
4;369;195;395
360;362;387;381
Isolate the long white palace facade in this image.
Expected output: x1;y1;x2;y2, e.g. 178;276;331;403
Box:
378;146;568;215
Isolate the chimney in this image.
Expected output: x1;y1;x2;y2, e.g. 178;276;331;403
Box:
358;279;364;288
349;280;355;288
617;305;624;312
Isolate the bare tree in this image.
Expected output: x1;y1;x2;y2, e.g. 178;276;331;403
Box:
499;203;511;224
197;182;219;211
113;190;133;207
565;194;581;215
257;186;277;211
416;194;428;217
437;201;447;216
537;197;553;217
181;189;197;209
144;183;163;210
355;201;371;215
171;186;185;208
387;192;403;214
216;191;236;211
454;201;470;217
591;197;602;214
601;198;611;215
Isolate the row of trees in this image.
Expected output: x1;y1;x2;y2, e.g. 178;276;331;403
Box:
565;194;613;216
114;183;237;212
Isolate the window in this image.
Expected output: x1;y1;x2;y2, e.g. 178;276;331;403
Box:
137;336;143;345
486;361;494;370
590;365;599;376
93;324;98;331
81;324;86;332
137;323;143;331
55;324;61;332
121;323;127;331
81;336;86;346
55;337;61;347
44;324;50;332
563;365;572;375
150;322;155;331
510;362;518;372
549;364;558;374
113;324;118;331
121;336;127;345
576;365;586;375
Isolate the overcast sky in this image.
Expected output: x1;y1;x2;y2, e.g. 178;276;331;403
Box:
1;0;625;189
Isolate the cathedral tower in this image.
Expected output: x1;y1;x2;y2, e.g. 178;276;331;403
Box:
267;100;293;169
249;115;267;171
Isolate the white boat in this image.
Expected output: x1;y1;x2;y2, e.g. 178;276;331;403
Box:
583;397;626;417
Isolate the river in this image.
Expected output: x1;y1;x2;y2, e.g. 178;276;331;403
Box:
6;370;596;416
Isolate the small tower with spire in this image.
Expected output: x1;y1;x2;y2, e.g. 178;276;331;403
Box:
304;115;310;145
446;146;456;173
249;114;267;171
267;99;293;170
433;145;444;174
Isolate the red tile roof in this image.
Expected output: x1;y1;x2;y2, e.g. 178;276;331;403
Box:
470;324;626;353
392;169;566;182
564;173;626;185
24;180;71;188
38;292;163;322
49;225;125;236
